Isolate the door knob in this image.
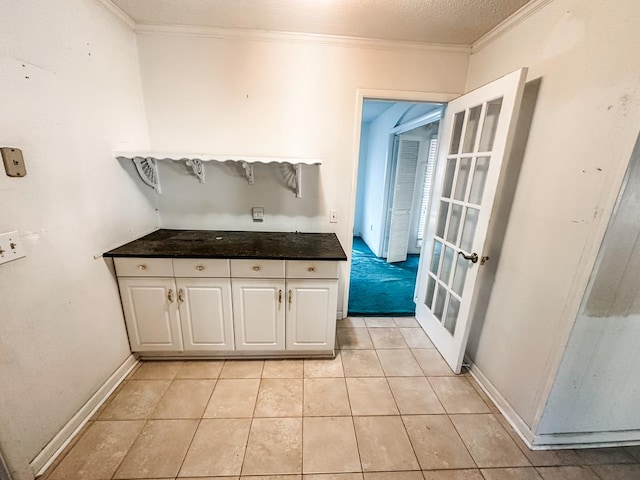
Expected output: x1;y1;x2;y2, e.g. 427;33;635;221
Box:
458;251;478;263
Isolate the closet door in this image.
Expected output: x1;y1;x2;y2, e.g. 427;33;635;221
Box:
387;135;422;263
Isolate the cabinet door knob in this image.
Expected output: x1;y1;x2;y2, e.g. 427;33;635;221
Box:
288;289;292;309
308;267;316;272
252;265;261;271
138;264;146;270
178;288;185;303
196;265;205;271
278;289;282;305
167;289;175;303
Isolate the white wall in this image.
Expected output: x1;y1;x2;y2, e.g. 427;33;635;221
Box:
465;0;640;432
135;32;469;310
0;1;155;479
353;122;370;237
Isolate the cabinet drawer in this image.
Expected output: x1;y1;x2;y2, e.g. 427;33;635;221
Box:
173;258;230;277
230;259;285;278
286;261;338;279
114;257;174;277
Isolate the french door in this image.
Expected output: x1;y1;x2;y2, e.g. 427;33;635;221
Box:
415;68;527;373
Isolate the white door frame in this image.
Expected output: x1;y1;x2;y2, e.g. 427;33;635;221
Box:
343;89;459;317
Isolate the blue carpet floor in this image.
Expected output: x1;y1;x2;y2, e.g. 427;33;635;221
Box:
348;237;419;316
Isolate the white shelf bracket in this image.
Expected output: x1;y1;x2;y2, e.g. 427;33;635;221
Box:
241;161;255;184
118;152;322;197
295;163;302;198
186;159;205;183
132;157;161;193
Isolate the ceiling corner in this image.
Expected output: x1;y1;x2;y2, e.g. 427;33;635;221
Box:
93;0;136;30
472;0;554;54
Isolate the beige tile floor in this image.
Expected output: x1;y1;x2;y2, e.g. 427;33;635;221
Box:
41;317;640;480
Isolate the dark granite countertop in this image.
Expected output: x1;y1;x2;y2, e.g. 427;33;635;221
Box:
104;229;348;261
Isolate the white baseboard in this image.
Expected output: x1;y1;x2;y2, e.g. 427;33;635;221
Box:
534;430;640;449
31;355;139;476
465;359;537;447
466;359;640;449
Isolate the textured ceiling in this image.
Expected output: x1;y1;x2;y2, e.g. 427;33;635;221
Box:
111;0;531;45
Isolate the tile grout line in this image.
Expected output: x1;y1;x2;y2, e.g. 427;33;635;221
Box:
339;344;365;476
173;367;222;479
238;365;264;477
110;361;220;480
301;365;305;476
108;418;149;480
105;363;180;480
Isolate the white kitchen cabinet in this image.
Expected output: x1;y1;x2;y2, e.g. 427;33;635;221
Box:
177;278;234;351
232;278;285;351
113;256;340;356
118;276;183;352
286;279;338;351
115;258;233;354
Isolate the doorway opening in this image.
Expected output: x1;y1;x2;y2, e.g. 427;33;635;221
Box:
349;99;443;316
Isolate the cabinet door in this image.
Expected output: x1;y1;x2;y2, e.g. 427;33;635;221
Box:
176;278;234;351
232;278;285;351
286;279;338;352
118;277;183;352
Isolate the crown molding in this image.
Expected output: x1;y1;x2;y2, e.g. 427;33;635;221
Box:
93;0;136;30
134;24;471;55
472;0;554;54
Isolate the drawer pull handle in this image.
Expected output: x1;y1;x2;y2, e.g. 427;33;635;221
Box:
178;288;185;303
196;265;205;271
138;265;147;270
168;289;175;303
252;266;261;271
308;267;316;272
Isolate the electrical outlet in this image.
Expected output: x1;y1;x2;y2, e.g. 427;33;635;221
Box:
252;207;264;222
329;210;338;223
0;231;25;265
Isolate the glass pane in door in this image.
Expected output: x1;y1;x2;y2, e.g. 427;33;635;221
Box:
454;157;472;201
425;276;436;308
452;256;469;296
444;296;460;334
436;201;449;238
469;157;490;204
462;106;482;153
449;112;465;154
440;246;455;285
460;207;479;253
442;159;456;198
479;98;503;152
433;284;447;321
430;241;443;274
446;204;463;244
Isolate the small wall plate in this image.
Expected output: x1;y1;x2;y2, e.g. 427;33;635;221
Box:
1;147;27;177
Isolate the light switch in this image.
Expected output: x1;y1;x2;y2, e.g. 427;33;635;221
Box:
0;231;25;265
1;148;27;177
